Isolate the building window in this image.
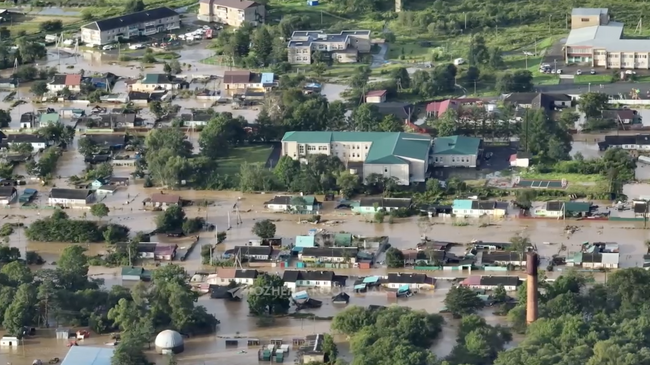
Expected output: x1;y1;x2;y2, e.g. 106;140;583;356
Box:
299;145;305;154
307;145;316;151
581;18;589;22
384;168;388;173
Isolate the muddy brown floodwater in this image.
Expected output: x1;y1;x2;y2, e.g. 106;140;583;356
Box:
3;184;650;363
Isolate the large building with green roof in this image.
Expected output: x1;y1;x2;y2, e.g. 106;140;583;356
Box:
281;131;433;185
432;135;482;168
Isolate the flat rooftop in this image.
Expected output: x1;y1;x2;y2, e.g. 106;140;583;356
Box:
567;17;650;52
61;346;114;365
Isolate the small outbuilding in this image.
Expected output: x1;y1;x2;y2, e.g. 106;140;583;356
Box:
155;329;184;355
55;327;70;339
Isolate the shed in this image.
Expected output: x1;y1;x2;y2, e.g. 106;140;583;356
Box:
61;346;114;365
261;72;275;87
155;329;184;355
55;327;70;340
365;89;387;104
122;266;146;281
0;336;19;346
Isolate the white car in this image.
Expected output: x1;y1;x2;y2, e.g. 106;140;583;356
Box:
625;70;637;75
576;69;582;75
556;69;563;74
202;25;211;30
129;44;145;50
102;44;115;50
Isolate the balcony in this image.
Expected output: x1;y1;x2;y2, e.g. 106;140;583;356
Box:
143;27;157;35
143;21;157;27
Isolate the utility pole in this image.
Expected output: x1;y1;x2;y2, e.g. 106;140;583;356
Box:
464;12;467;29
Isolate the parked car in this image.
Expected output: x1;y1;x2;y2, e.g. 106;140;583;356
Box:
625;70;637;75
590;69;596;75
576;69;582;75
102;44;115;50
556;69;563;74
129;44;145;50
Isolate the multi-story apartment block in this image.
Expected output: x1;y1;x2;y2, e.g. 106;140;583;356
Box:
81;7;180;47
566;8;650;69
198;0;265;28
288;30;371;65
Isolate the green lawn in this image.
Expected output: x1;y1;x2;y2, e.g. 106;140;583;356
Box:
215;145;273;175
574;74;613;84
520;172;606;183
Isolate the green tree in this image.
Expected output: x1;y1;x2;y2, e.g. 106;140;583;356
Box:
56;245;91;291
444;285;485;317
163;62;172;74
1;261;33;286
30;80;48;96
170;59;182;74
493;284;507;302
124;0;145;13
385;247;405;268
378;114;403;132
199;112;246;158
252;27;273;66
10;142;34;154
336;171;360;198
247;273;290;315
156;205;186;232
311;62;327;77
252;219;276;239
273;156;300;189
0;109;10;128
488;47;505;69
351;103;382;132
322;333;338;363
436;109;458;136
90;203;110;220
579;92;610;119
3;283;37;337
349;65;371;89
108;298;142;331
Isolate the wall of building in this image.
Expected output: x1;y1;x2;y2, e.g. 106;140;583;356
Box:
332;51;358;63
48;197;89;206
571;14;602;29
288;47;312;64
131;83;175;92
433;154;477;168
399;156;426;183
363;163;409;185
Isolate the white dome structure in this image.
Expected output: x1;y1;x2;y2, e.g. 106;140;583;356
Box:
155;330;184;355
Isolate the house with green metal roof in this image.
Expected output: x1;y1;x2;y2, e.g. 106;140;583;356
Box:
131;73;179;92
432;135;482;168
280;131;433;185
39;113;60;126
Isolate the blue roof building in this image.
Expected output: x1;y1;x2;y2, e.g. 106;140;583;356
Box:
452;199;473;211
62;346;114;365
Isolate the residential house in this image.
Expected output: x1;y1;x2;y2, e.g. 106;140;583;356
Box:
352;197;412;214
299;247;358;263
263;195;319;213
460;275;522;291
567;252;619;268
197;0;266;28
603;109;636;125
432;135;482;168
4;134;48;150
295;235;316;249
281;131;433;185
130;74;179;92
0;186;17;205
48;189;94;207
373;102;416;124
480;251;527;267
212;268;259;285
300;334;326;364
47;74;82;93
180;110;213;127
599;134;650;150
385;273;436;290
39;113;60;126
223;71;275;96
233;246;273;261
534;201;592;218
0;78;16;90
135;243;157;259
509;152;531;168
425;98;482;118
81;7;180;47
365;90;387;104
452;199;508;217
82;133;126;150
143;193;181;210
288;30;371;65
154;244;177;261
98;113;137;128
121;266;150;281
282;270;337;290
59;108;86;119
128;91;151;105
20;112;37;129
503;93;572;111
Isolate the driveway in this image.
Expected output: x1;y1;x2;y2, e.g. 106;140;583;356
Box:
371;44;388;68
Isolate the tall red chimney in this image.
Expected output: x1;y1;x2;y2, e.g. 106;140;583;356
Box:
526;251;539;324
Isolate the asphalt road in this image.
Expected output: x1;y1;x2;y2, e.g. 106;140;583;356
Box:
537;82;650;95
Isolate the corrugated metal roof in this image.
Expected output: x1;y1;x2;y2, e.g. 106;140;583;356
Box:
571;8;608;16
261;73;274;84
295;235;315;248
601;252;619;265
61;346;114;365
452;199;473;210
362;276;379;283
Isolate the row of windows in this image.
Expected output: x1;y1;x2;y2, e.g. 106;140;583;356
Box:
104;18;175;34
433;156;472;163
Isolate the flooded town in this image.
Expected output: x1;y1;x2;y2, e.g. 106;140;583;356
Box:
1;3;650;365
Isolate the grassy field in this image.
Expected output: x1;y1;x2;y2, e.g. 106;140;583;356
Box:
8;14;82;36
520;172;606;183
574;74;613;84
215;145;273;175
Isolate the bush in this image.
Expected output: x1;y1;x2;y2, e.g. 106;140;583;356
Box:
0;223;13;237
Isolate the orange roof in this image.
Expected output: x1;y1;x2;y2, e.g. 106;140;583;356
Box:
65;74;82;86
366;89;387;97
217;268;236;279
